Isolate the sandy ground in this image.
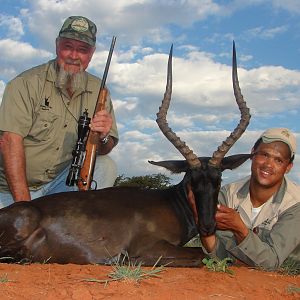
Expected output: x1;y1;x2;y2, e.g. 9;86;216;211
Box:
0;263;299;300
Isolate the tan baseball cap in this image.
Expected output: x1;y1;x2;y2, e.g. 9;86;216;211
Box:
260;128;296;157
58;16;97;46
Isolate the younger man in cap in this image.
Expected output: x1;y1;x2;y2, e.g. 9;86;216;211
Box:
0;16;118;207
201;128;300;270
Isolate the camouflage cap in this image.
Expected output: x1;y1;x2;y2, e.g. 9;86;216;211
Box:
260;128;296;158
58;16;97;46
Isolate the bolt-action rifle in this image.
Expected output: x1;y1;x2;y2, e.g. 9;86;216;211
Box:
66;36;117;190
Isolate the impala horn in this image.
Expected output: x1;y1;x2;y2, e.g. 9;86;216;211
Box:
156;45;202;169
208;41;251;168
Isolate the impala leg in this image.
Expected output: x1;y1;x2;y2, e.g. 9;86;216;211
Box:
129;240;205;267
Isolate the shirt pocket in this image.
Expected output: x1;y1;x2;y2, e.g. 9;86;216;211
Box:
27;110;60;142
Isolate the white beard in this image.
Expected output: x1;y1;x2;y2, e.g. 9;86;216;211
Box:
56;62;87;93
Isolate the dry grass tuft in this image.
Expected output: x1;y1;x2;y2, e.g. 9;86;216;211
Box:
279;258;300;276
83;253;166;286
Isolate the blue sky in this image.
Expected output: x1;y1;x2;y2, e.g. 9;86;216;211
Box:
1;0;300;184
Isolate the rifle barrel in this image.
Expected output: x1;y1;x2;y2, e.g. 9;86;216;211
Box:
100;36;117;91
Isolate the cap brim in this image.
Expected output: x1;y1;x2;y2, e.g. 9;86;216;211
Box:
59;32;95;46
261;136;295;157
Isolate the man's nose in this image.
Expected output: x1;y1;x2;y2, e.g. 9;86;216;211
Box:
69;50;79;59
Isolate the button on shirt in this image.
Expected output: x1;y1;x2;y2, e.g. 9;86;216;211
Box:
0;60;118;191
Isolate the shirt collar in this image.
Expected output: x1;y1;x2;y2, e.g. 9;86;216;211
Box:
237;176;287;204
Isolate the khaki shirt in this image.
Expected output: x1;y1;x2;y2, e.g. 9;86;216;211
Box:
0;60;118;191
212;176;300;270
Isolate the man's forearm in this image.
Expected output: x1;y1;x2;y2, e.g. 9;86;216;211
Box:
2;132;31;201
233;227;249;244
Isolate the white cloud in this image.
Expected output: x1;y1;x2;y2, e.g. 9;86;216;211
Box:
220;0;300;15
0;15;24;39
1;0;300;185
242;66;300;115
0;39;53;81
0;39;52;62
271;0;300;14
112;128;300;184
0;80;5;105
130;117;157;130
245;26;288;40
89;45;300;139
21;0;224;47
124;130;156;142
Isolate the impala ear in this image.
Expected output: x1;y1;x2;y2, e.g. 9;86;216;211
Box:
219;154;252;171
148;160;189;173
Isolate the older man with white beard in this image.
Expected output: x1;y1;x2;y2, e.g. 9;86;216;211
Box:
0;16;119;208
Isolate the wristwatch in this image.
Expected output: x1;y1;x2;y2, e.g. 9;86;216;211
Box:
100;135;110;145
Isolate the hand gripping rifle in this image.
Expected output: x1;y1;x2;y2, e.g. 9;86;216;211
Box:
66;36;117;190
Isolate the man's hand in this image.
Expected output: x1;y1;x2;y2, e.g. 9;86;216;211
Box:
201;204;250;253
216;204;249;243
89;110;115;155
89;110;112;140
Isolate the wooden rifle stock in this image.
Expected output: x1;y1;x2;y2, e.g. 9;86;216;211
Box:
78;88;108;191
77;36;116;191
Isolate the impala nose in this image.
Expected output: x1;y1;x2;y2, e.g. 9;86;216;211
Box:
199;221;216;237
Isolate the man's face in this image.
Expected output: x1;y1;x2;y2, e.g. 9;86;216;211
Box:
56;37;95;73
251;141;293;189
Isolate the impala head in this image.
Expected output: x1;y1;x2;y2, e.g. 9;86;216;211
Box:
149;42;251;236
